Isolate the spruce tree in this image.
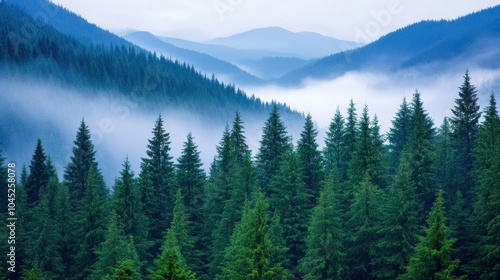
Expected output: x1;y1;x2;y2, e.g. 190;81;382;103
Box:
64;120;98;203
113;158;149;266
73;164;109;279
473;93;500;279
91;211;141;280
342;99;358;177
169;188;196;271
25;139;49;206
434;117;455;201
371;152;420;279
297;113;324;206
300;180;345;280
450;70;481;206
323;107;345;179
151;221;197;280
102;260;139;280
407;90;436;214
219;193;291;280
399;190;460;280
268;148;310;270
256;104;291;193
140;115;175;259
346;174;383;279
388;97;412;170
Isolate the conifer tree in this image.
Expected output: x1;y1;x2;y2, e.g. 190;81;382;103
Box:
26;139;49;206
73;164;109;279
388;97;412;170
169;188;196;271
342;99;358;176
473;93;500;279
372;152;420;279
300;180;345;280
256;104;291;193
297;113;324;205
54;175;73;277
113;158;149;265
102;260;139;280
219;193;291;280
407;90;436;214
21;260;45;280
140;115;175;258
346;174;383;279
435;117;455;200
450;70;481;206
399;190;460;280
91;211;141;280
151;221;197;280
323;107;345;178
268;148;310;270
64;120;99;203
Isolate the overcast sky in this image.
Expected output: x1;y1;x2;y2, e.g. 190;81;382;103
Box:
51;0;500;42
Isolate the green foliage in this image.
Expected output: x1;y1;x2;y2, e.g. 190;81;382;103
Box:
450;70;481;206
151;228;197;280
388;97;412;170
434;117;456;201
300;179;345;280
21;260;45;280
407;91;436;213
346;174;383;279
91;211;141;280
219;193;292;280
140;115;175;261
372;152;420;279
73;164;110;279
25;139;49;207
102;260;140;280
268;148;310;269
323;107;345;179
399;190;460;280
297;113;324;207
473;93;500;279
257;105;291;191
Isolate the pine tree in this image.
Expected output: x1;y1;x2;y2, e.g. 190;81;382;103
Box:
91;211;141;280
219;193;291;280
371;152;420;279
102;260;139;280
256;104;291;193
346;174;383;279
388;97;412;170
399;190;460;280
434;117;455;200
176;134;206;270
21;260;45;280
113;158;149;267
450;70;481;206
297;113;324;206
151;223;197;280
64;120;98;203
54;176;73;277
141;115;175;257
268;148;310;270
26;139;49;206
73;164;109;279
342;99;358;177
473;93;500;279
300;180;345;280
407;90;436;214
323;107;345;179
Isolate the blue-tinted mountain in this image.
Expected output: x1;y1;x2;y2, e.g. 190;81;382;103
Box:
206;26;362;59
279;5;500;85
124;31;263;85
8;0;134;48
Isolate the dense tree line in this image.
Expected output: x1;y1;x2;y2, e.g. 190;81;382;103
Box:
2;70;499;279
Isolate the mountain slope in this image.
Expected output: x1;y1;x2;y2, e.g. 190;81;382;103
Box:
124;31;264;86
207;26;363;59
279;6;500;85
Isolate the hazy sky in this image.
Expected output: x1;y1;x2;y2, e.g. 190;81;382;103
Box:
51;0;500;41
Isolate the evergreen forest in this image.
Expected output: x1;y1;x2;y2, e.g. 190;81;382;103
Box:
1;70;499;279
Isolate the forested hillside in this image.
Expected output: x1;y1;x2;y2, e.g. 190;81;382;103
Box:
1;69;499;279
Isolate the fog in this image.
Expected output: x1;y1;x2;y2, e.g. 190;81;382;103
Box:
0;78;277;187
246;68;500;144
2;68;499;187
